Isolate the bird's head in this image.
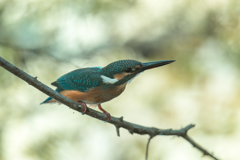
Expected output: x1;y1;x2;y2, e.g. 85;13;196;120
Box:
100;59;175;85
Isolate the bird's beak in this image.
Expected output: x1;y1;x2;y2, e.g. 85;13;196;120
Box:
137;60;175;73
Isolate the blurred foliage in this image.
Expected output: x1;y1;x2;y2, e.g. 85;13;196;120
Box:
0;0;240;160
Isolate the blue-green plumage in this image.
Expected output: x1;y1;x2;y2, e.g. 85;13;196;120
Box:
40;88;64;104
41;59;175;121
55;67;102;92
41;60;144;104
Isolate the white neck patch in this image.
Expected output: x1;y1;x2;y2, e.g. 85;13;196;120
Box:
101;75;118;84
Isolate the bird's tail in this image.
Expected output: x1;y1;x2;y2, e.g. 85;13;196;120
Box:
40;88;63;105
40;96;53;104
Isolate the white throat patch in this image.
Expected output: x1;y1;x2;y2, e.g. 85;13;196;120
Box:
101;75;118;84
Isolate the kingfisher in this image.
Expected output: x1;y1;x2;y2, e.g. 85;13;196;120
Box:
41;59;175;121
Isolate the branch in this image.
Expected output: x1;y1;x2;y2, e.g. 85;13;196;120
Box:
0;56;220;160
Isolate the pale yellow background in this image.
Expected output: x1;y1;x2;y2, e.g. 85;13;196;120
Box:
0;0;240;160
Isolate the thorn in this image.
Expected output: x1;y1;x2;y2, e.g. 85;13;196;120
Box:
119;116;124;122
128;130;134;135
115;125;120;137
34;76;38;79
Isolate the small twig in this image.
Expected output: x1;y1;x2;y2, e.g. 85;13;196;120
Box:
119;116;124;122
128;129;134;135
145;136;154;160
0;56;220;160
115;125;121;137
182;135;219;160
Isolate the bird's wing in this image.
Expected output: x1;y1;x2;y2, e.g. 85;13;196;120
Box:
52;67;103;92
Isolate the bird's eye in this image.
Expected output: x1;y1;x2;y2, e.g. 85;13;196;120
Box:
125;68;132;73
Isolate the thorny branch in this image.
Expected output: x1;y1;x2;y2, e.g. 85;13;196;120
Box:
0;56;219;160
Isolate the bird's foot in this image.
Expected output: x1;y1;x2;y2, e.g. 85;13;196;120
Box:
77;101;88;114
98;104;111;121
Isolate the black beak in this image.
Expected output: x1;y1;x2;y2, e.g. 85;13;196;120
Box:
137;60;175;73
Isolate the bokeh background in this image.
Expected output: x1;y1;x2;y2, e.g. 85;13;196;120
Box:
0;0;240;160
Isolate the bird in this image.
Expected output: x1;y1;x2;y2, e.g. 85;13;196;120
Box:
41;59;175;121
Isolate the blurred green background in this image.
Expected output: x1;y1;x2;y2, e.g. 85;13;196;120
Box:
0;0;240;160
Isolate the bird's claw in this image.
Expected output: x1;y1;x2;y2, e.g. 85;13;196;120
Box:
78;101;88;115
105;112;111;122
98;104;111;121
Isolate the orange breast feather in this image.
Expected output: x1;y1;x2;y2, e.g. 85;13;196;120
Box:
49;84;126;104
